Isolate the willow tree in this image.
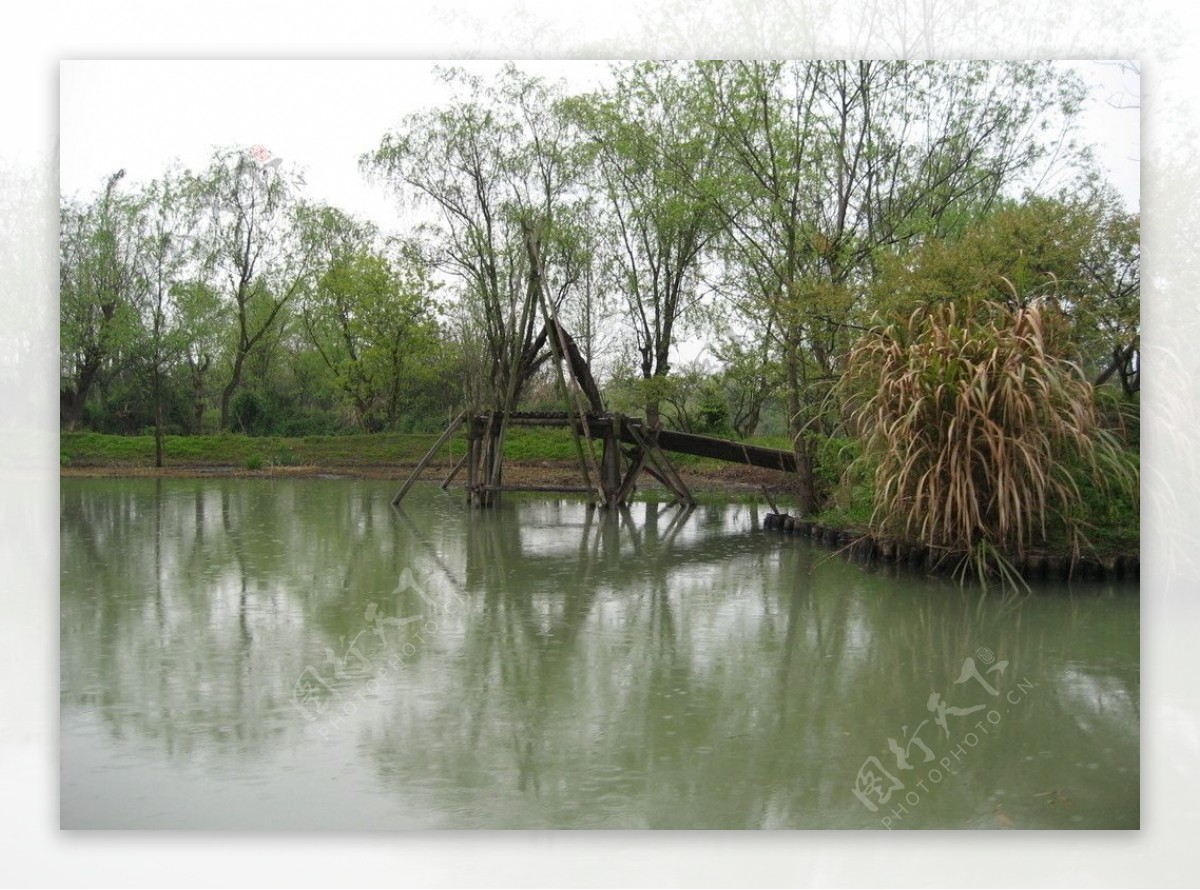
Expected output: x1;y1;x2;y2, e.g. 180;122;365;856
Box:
130;170;202;465
695;60;1086;512
364;65;595;499
297;206;441;431
59;170;143;429
363;66;586;415
564;62;724;429
188;148;315;431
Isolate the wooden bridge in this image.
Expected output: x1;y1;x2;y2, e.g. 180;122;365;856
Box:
392;224;796;510
392;408;797;509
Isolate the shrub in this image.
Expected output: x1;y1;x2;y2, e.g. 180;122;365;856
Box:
841;297;1135;581
270;447;299;467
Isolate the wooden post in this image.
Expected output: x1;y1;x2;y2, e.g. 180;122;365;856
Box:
441;451;469;491
615;446;645;506
626;422;694;507
600;413;623;509
466;415;481;508
391;410;468;506
485;416;502;507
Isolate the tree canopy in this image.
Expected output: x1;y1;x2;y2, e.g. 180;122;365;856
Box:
61;60;1137;539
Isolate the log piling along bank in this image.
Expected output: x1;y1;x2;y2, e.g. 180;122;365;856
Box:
762;511;1139;583
390;267;1135;585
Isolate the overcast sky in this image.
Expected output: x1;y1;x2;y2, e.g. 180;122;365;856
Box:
59;59;1140;231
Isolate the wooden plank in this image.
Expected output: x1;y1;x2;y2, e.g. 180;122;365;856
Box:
625;422;695;506
500;416;582;426
615;444;646;506
555;320;605;414
479;485;596;493
441;451;469;491
391;410;468;506
626;427;797;472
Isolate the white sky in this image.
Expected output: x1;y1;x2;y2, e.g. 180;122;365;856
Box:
59;60;613;227
59;59;1140;230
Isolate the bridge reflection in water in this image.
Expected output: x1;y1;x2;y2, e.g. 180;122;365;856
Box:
60;478;1139;829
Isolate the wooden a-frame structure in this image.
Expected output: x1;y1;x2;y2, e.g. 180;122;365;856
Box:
393;226;798;509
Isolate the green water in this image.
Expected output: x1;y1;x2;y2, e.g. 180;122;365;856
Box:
60;478;1139;829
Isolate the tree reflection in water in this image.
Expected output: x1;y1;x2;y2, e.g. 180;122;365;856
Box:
61;479;1139;828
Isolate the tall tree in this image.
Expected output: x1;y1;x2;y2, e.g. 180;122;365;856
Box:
189;148;315;430
695;60;1086;511
299;207;441;430
365;65;598;498
1075;187;1140;397
364;66;586;415
131;170;205;465
564;62;724;428
59;170;142;429
171;279;226;433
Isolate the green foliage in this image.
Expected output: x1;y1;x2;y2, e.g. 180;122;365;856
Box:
61;429;572;468
872;192;1140;391
1049;449;1140;555
695;62;1087;442
496;428;579;461
297;210;446;431
61;62;1136;565
268;447;300;468
363;64;585;415
1094;387;1139;449
810;435;874;529
695;378;731;436
563;61;724;398
245;454;264;470
59;170;147;428
229;391;268;436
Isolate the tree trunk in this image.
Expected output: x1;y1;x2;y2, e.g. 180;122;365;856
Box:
783;341;818;515
153;365;164;468
60;388;86;430
189;357;208;434
219;350;247;431
60;358;102;430
793;434;818;516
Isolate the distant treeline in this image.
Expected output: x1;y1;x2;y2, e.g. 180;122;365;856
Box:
61;61;1138;566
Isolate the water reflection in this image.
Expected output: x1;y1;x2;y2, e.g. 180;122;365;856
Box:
61;479;1138;828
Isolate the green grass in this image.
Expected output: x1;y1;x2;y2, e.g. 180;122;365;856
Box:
61;430;461;468
60;426;781;472
61;427;641;468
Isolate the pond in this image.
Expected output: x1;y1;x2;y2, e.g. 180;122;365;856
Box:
60;478;1139;829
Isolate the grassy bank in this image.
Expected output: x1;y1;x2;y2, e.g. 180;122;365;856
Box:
59;429;779;481
61;428;588;469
